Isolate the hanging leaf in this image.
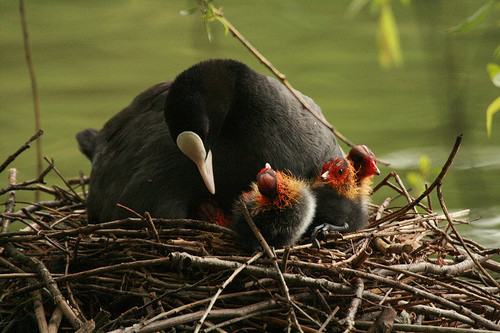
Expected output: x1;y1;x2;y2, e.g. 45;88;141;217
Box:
418;155;431;175
449;0;496;33
486;96;500;137
377;2;403;67
487;63;500;87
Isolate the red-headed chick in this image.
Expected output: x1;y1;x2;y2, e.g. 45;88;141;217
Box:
346;144;380;200
309;157;364;238
232;163;316;250
309;147;379;241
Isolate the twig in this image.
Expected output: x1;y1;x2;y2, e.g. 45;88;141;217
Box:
3;243;83;328
317;306;339;333
367;307;396;333
238;199;304;333
111;297;283;333
44;157;81;201
1;169;17;233
340;266;500;330
436;183;500;290
194;251;264;333
378;134;463;224
341;278;364;333
356;320;496;333
0;129;43;174
202;309;280;333
1;168;82;329
19;0;43;201
47;306;63;333
369;254;492;278
0;160;53;197
368;260;500;309
144;212;161;243
33;289;49;333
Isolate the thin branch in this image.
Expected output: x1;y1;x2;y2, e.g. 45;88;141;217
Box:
237;199;303;333
341;278;364;333
436;182;500;289
194;251;264;333
340;266;500;330
378;134;463;224
19;0;43;201
0;129;43;174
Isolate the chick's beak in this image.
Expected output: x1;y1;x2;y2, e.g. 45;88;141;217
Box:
176;131;216;194
372;160;381;175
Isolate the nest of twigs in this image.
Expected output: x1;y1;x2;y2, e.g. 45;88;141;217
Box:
1;133;500;333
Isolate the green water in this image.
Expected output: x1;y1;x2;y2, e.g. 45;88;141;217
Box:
1;1;499;246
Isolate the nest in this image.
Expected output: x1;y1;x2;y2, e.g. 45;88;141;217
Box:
1;133;500;333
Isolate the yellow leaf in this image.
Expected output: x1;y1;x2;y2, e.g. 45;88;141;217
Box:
486;96;500;137
487;63;500;87
377;2;403;67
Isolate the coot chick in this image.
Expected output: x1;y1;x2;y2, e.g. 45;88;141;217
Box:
309;146;379;240
310;157;364;235
309;144;379;237
77;59;342;222
346;144;380;200
232;164;316;250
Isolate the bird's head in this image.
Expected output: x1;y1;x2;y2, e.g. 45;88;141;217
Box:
346;145;380;181
320;157;359;200
321;157;351;185
163;60;240;195
256;163;278;197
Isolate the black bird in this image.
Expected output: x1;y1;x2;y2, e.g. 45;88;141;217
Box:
232;163;316;250
77;59;342;222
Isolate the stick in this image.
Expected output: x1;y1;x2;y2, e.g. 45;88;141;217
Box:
19;0;43;201
378;134;463;224
1;168;82;329
194;251;264;333
1;169;17;233
341;278;364;333
317;306;339;333
32;289;49;333
238;200;304;333
340;266;500;330
436;183;500;290
0;129;43;174
47;306;63;333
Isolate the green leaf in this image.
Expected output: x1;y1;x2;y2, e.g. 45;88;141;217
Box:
406;172;420;186
377;2;403;67
418;155;430;174
487;63;500;87
449;0;496;33
486;96;500;137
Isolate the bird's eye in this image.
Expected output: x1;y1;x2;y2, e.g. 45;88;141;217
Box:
338;168;344;175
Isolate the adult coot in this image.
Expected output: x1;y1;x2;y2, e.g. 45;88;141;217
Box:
77;59;342;222
232;163;316;250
